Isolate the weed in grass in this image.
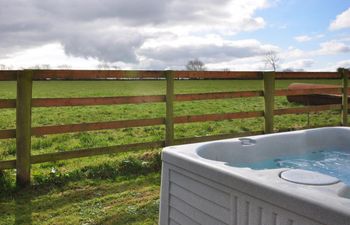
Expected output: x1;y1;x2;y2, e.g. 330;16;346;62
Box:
32;137;53;150
0;140;16;159
117;158;144;176
82;163;119;180
33;167;73;186
39;161;66;169
0;170;14;192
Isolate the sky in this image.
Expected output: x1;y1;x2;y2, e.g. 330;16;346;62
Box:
0;0;349;71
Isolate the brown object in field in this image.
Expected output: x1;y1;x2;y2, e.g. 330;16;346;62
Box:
286;83;349;105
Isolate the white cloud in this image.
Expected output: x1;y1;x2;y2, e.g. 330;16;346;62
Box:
281;59;315;70
0;43;100;69
318;40;350;54
314;59;350;72
335;36;350;42
294;35;312;42
139;36;278;68
335;60;350;69
294;34;324;42
282;47;306;58
0;0;269;67
329;7;350;30
282;40;350;60
3;0;347;72
0;37;280;70
205;56;267;71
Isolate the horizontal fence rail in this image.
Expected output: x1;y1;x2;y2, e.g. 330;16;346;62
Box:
0;70;18;80
0;88;344;109
175;71;262;79
0;129;16;139
0;141;165;170
0;160;15;170
30;141;165;164
0;69;348;187
0;99;16;109
275;71;340;79
175;90;263;101
275;87;343;96
32;70;166;80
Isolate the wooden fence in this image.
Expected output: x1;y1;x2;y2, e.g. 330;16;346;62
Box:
0;69;348;187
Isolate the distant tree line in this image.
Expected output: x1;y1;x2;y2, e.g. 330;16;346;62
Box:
1;55;349;72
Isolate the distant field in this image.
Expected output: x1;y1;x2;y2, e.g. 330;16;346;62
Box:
0;79;343;224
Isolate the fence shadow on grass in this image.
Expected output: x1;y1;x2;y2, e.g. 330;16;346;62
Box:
15;192;32;225
0;172;160;225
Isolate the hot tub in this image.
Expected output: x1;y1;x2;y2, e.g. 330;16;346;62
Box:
159;127;350;225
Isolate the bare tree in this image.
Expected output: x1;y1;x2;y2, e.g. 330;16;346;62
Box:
185;59;206;71
97;63;110;70
31;64;51;69
0;64;14;70
264;51;280;71
111;65;120;70
0;64;7;70
57;64;72;69
41;64;50;69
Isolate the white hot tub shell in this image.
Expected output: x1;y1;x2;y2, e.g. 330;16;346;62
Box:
159;127;350;225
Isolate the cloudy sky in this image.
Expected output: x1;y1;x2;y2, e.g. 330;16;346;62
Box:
0;0;349;71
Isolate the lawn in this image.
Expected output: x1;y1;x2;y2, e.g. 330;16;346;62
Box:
0;79;343;224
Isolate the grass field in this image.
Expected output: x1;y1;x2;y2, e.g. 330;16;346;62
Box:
0;79;343;224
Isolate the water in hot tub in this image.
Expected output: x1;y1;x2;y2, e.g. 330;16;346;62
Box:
237;150;350;185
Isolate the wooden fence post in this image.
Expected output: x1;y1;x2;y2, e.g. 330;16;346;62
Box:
341;68;348;126
165;70;174;146
16;70;33;187
263;72;275;133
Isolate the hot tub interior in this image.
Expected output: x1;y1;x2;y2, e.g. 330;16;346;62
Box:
197;128;350;184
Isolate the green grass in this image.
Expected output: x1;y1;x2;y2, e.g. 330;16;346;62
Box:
1;173;161;225
0;79;344;224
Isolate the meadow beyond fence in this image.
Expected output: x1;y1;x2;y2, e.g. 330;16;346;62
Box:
0;69;349;187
